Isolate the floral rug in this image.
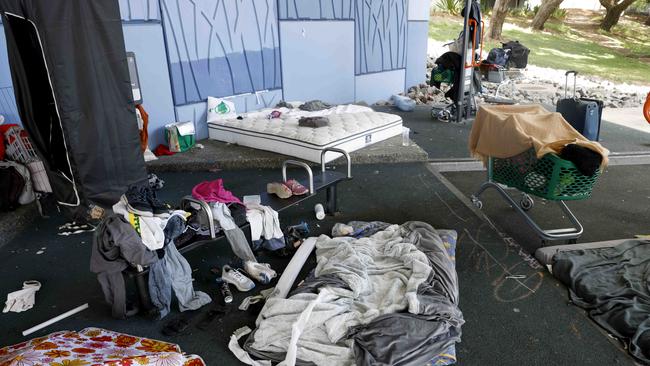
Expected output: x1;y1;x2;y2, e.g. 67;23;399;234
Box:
0;327;204;366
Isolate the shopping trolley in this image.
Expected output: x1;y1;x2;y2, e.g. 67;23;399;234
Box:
470;148;601;243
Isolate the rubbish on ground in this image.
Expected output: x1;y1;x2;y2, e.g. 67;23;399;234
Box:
332;223;354;237
220;282;233;304
314;203;325;220
22;303;88;336
402;127;411;146
3;280;41;313
57;221;96;236
392;94;415;111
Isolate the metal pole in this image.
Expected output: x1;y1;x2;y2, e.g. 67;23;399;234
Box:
456;0;473;123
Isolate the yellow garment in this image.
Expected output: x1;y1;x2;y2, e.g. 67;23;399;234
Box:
468;104;609;166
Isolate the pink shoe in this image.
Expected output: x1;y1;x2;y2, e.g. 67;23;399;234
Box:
284;179;309;196
267;182;292;199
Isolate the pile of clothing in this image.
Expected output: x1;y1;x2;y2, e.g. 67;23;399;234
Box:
191;179;285;290
237;221;463;366
90;183;211;319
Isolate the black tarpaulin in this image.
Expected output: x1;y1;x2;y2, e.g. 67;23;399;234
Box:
0;0;146;215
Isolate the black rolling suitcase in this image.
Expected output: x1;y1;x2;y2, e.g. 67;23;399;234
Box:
556;71;603;141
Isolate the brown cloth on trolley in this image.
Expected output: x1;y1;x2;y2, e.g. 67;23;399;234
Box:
468;104;609;166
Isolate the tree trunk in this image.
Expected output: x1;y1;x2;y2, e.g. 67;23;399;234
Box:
488;0;513;39
531;0;564;30
599;0;637;31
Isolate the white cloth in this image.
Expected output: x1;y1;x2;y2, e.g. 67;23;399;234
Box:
249;226;434;365
3;281;41;313
246;204;283;242
210;202;237;231
228;327;272;366
112;201;165;250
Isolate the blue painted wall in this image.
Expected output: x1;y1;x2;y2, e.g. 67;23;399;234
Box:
280;21;355;104
160;0;282;106
278;0;354;20
354;0;408;75
0;0;430;143
405;20;430;88
119;0;160;22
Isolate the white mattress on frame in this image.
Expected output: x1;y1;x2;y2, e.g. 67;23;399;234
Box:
207;105;403;163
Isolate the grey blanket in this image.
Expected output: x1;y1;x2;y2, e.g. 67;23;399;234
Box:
553;239;650;364
245;221;463;366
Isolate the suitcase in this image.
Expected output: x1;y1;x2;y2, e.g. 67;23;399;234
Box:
556;71;603;141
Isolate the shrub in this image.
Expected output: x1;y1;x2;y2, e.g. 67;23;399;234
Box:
435;0;462;15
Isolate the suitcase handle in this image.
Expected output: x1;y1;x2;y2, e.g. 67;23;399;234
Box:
565;70;578;99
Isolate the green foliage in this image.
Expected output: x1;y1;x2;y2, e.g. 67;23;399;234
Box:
551;8;568;20
429;17;650;84
435;0;462;15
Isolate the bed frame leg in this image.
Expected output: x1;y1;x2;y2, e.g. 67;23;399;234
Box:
133;273;154;311
326;185;338;215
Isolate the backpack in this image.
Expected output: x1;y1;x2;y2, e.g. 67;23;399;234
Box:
0;164;25;210
486;48;509;67
502;41;530;69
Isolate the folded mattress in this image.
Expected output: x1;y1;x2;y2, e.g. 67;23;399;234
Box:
208;105;403;163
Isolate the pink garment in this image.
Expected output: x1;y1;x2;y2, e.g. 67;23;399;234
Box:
192;179;242;204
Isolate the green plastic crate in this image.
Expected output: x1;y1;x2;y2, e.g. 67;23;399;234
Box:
491;149;600;201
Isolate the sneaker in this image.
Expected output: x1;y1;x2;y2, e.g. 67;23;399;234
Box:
243;261;277;285
284;179;309;196
222;265;255;292
145;187;170;217
267;182;292;199
121;185;153;217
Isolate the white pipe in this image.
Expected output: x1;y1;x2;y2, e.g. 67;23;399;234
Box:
255;237;317;325
22;303;89;336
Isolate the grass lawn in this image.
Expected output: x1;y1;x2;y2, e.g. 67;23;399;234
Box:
428;15;650;85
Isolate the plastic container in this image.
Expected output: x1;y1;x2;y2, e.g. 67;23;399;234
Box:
491;148;600;201
402;127;411;146
314;203;325;220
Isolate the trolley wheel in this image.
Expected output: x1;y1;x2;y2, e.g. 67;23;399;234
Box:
520;194;534;211
471;195;483;209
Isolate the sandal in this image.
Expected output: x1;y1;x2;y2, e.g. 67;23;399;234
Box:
267;182;292;199
284;179;309;196
162;317;190;336
196;305;229;330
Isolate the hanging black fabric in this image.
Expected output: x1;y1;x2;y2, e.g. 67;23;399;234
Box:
461;0;482;49
0;0;147;218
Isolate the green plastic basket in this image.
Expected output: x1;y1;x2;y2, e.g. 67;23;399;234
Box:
491;149;600;201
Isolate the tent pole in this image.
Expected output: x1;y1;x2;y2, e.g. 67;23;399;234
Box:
456;0;473;123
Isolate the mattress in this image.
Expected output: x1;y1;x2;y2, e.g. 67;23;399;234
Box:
207;105;403;163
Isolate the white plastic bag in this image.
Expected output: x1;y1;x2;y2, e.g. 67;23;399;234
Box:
391;95;415;112
207;96;237;122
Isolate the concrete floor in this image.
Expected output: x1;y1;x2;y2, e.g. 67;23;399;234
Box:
1;105;648;365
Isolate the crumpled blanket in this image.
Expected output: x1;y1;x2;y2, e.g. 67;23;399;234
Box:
469;104;609;166
245;221;463;366
552;239;650;364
